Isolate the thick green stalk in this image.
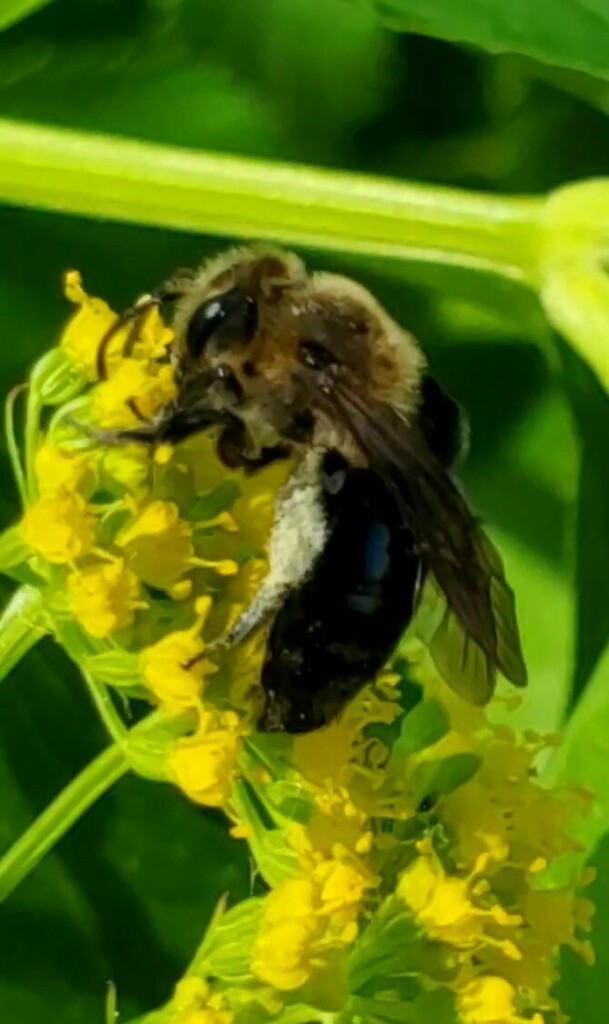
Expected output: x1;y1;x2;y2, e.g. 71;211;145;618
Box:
0;707;172;901
0;119;542;283
0;743;127;902
0;585;46;683
0;0;56;31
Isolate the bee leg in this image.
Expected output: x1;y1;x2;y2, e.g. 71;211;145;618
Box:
216;419;290;472
72;406;222;448
220;448;329;649
66;416;162;447
221;578;288;648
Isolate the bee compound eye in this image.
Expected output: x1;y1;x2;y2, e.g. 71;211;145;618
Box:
186;287;258;359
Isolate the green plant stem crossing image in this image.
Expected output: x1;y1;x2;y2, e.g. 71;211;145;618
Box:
1;2;609;1023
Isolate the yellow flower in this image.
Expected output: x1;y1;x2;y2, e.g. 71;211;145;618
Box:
294;683;400;789
486;886;595;998
252;878;324;990
172;977;234;1024
102;444;151;496
458;977;544;1024
22;491;95;564
140;627;210;713
315;859;370;919
252;857;368;992
129;303;174;362
169;709;242;807
94;358;177;429
62;270;122;379
34;444;97;498
289;785;372;870
397;839;521;956
253;916;323;991
61;272;173;382
68;559;143;638
116;500;194;590
265;877;319;925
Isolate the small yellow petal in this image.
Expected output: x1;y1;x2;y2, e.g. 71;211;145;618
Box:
116;500;193;590
194;558;239;577
68;559;141;638
22;491;95;564
140;629;207;712
154;443;174;465
169;710;241;807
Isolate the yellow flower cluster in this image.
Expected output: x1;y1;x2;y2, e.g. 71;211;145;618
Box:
16;274;280;813
252;856;374;991
397;838;522;958
459;976;544;1024
171;977;234;1024
7;273;595;1024
245;661;593;1022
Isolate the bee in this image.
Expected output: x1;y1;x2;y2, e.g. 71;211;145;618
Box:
100;246;527;732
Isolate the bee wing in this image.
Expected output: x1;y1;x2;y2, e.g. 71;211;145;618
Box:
412;536;526;704
333;382;527;703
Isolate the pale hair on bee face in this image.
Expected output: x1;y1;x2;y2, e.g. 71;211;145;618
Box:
170;245;425;451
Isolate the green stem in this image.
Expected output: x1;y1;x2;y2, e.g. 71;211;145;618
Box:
24;386;41;499
0;119;542;284
4;385;27;506
0;1;57;32
81;670;130;747
0;743;127;902
0;706;174;901
80;670;176;780
0;585;46;683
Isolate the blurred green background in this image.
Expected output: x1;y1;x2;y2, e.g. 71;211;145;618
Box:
1;1;609;1021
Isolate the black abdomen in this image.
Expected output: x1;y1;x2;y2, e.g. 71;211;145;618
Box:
258;459;420;733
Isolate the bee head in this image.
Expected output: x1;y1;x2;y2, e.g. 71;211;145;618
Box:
169;246;424;453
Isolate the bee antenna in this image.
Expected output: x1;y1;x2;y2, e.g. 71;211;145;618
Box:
125;396;149;422
96;282;184;380
96;308;136;381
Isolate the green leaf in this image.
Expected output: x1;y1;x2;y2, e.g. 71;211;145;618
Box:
30;348;85;406
189;895;263;982
0;526;32;573
559;339;609;706
408;753;481;805
352;988;457;1024
393;699;449;758
543;637;609;875
0;0;56;32
262;780;313;825
556;831;609;1020
186;481;242;522
370;0;609;81
238;0;392;159
355;974;420;1002
231;782;299;887
84;650;142;689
